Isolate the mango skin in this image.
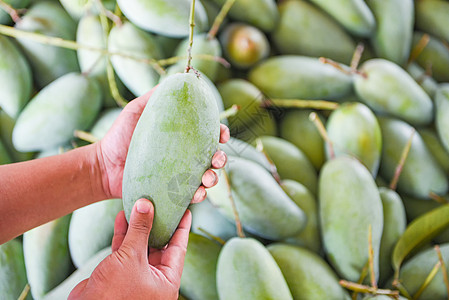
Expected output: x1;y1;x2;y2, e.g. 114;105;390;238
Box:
268;243;350;300
12;73;102;152
258;136;317;195
58;0;116;20
419;128;449;175
366;0;414;66
354;59;433;126
436;84;449;153
117;0;208;38
0;139;12;165
0;36;32;119
0;239;29;300
208;157;306;240
218;138;272;171
416;0;449;43
0;0;29;24
319;156;383;282
0;111;34;163
413;32;449;82
273;1;356;64
180;233;221;300
90;108;122;140
122;73;220;248
406;62;438;98
232;109;277;143
326;102;382;177
378;117;448;199
249;56;353;100
24;215;72;300
216;238;293;300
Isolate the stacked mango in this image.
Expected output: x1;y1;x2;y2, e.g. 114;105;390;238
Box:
1;0;449;299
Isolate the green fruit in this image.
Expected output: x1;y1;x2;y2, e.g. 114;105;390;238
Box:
416;0;449;43
153;35;181;58
122;73;220;248
24;215;72;299
258;136;317;195
308;0;375;37
117;0;208;38
0;111;34;162
220;23;270;69
378;188;406;284
232;110;277;143
268;243;350;300
413;32;449;82
326;102;382;177
354;59;433;126
69;199;122;268
211;0;278;32
363;296;407;300
397;243;449;299
208;157;306;240
279;110;325;170
58;0;116;20
0;239;29;300
180;233;221;300
15;1;79;88
436;84;449;153
281;180;321;253
43;248;111;300
419;128;449;174
319;156;383;281
406;62;438;97
366;0;414;65
90;108;122;140
216;238;293;300
0;36;32;119
378;117;448;199
200;0;221;28
249;55;353;100
0;139;12;165
273;0;356;64
109;21;163;97
219;137;272;171
0;0;30;24
13;72;102;152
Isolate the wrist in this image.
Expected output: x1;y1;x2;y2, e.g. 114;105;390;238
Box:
88;142;110;201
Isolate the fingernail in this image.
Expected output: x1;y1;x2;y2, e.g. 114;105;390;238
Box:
207;172;217;185
136;199;151;214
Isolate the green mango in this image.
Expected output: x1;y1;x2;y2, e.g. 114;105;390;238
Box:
122;73;220;248
0;111;34;162
216;238;293;300
220;23;270;69
24;214;72;299
319;156;383;281
281;180;321;253
378;188;406;284
378;117;448;199
200;0;221;28
354;59;433;126
0;0;30;24
366;0;414;65
279;110;325;170
416;0;449;43
69;199;122;268
406;62;438;98
419;128;449;175
397;243;449;300
0;139;12;165
219;137;272;171
180;233;221;300
273;0;356;64
0;239;29;300
190;199;237;241
210;0;278;32
58;0;116;20
248;55;353;100
308;0;375;37
0;36;32;119
109;21;163;97
258;136;317;195
90;108;122;140
153;35;181;59
43;247;111;300
413;32;449;82
436;84;449;153
15;1;79;88
208;157;306;240
13;72;102;152
363;296;407;300
268;243;350;300
326;102;382;177
231;109;277;143
117;0;208;38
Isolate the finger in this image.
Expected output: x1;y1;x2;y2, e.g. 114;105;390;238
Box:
111;211;128;252
201;169;218;188
68;278;88;300
211;150;227;169
120;199;154;260
219;124;230;144
191;186;207;204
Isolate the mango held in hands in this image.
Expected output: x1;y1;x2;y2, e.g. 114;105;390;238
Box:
122;73;220;248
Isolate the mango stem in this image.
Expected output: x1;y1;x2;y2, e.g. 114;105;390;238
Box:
17;283;30;300
389;129;415;191
185;0;196;73
368;224;378;289
74;130;99;144
350;43;365;71
262;98;339;110
339;280;399;297
207;0;236;40
222;169;245;238
0;0;21;23
197;227;226;245
309;112;335;159
412;261;441;300
255;138;282;184
429;192;449;204
319;57;367;78
160;54;230;68
220;104;240;120
408;34;430;66
435;245;449;296
352;262;369;300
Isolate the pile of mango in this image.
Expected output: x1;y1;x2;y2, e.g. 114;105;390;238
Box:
1;0;449;299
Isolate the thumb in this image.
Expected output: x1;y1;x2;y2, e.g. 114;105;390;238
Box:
120;198;154;259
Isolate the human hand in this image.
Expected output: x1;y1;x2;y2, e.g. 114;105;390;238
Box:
69;198;191;300
96;87;230;200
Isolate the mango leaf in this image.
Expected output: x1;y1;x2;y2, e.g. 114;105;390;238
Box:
392;204;449;272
